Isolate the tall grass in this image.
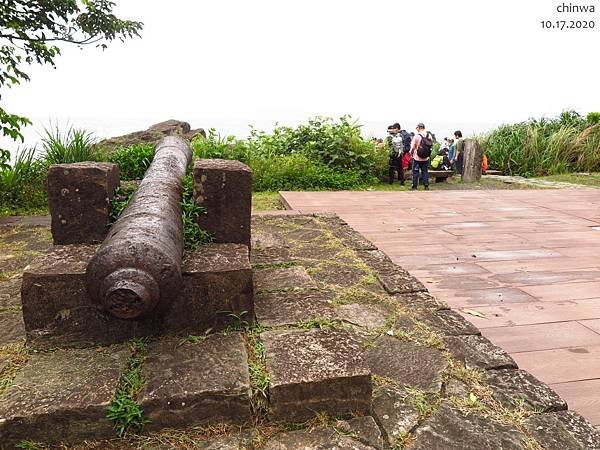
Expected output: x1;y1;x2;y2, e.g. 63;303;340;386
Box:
0;147;47;213
41;124;101;165
480;111;600;176
1;124;103;214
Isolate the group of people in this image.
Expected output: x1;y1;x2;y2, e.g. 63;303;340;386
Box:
383;123;468;190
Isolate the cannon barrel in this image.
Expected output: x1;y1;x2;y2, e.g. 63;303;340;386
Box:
86;136;192;319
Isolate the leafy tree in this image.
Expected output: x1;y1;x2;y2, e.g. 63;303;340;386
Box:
0;0;143;145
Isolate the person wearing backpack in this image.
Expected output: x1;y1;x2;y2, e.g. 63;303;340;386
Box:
386;123;407;185
410;123;433;190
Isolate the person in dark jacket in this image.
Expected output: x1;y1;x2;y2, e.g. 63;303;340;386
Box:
386;123;407;185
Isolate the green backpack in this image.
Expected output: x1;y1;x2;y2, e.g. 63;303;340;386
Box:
431;155;443;169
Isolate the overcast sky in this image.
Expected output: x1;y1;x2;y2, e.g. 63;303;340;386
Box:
1;0;599;150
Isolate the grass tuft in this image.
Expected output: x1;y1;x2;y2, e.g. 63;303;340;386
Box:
0;343;30;396
107;338;149;437
243;324;272;420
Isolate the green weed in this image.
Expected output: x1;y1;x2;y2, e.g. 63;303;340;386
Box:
15;441;45;450
181;174;213;252
244;324;271;419
0;343;30;396
107;338;149;437
252;191;283;211
108;144;154;181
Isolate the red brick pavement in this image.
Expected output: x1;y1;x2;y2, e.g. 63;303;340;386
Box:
280;188;600;425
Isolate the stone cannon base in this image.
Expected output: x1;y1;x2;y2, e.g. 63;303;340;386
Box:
20;244;254;349
2;215;600;448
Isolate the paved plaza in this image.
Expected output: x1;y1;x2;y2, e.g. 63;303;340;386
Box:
281;188;600;425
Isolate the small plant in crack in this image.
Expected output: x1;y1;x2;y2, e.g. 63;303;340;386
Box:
107;338;149;437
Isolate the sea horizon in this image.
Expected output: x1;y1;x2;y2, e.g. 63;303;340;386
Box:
0;115;503;157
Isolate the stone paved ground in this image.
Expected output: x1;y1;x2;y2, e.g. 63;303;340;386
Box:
2;212;600;448
280;188;600;427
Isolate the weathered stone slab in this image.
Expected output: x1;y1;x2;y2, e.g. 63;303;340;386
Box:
0;346;128;446
0;278;21;309
253;266;317;292
164;244;254;333
283;227;326;243
372;385;420;447
291;244;358;263
21;244;162;349
140;333;252;430
356;249;399;273
47;162;119;245
0;312;25;346
307;263;373;289
394;291;450;311
443;335;517;370
378;270;427;295
336;303;391;331
263;329;371;421
255;290;336;327
525;410;600;450
194;432;257;450
251;228;288;249
415;309;481;336
445;379;470;398
329;222;377;251
194;159;252;247
251;247;292;266
485;369;567;412
367;336;448;392
408;403;526;450
357;249;426;294
263;424;377;450
0;254;34;277
21;243;253;349
336;416;385;449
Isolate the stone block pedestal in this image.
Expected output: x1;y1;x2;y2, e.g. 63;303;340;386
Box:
0;347;128;446
193;159;252;247
20;243;253;349
140;333;252;430
262;328;372;421
47;162;119;245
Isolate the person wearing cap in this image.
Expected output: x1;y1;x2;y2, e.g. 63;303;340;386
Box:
410;123;431;190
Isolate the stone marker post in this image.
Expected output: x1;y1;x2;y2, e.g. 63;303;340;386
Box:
86;136;192;320
461;138;483;183
47;162;120;245
193;159;252;248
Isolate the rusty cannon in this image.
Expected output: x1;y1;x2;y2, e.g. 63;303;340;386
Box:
85;136;192;319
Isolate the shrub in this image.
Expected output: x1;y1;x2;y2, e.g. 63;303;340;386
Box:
40;124;101;165
250;154;374;191
587;112;600;125
192;129;252;163
192;116;386;190
108;144;155;181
